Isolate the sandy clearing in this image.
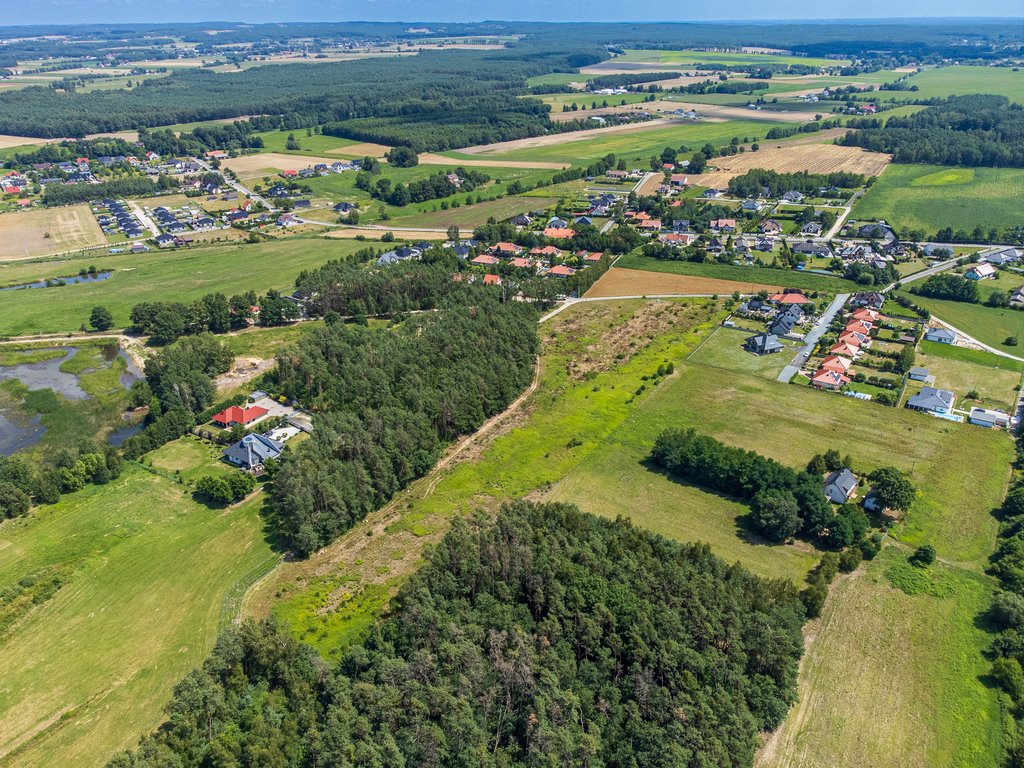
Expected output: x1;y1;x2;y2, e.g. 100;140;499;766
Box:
684;142;890;188
458;118;680;156
220;152;342;176
585;267;782;298
325;142;392;158
417;153;568;169
0;134;53;149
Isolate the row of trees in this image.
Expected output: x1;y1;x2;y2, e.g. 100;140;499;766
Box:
109;501;805;768
355;167;490;207
913;272;980;303
726;168;867;198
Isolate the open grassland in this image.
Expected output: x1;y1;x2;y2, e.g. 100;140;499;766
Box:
918;339;1024;372
253;130;365;156
761;549;1001;768
615;253;856;292
599;48;844;69
389;195;558;229
685;142;890;188
0;238;366;336
586;265;785;296
0;206;105;261
683;325;799;378
877;65;1024;104
0;463;275;768
447;118;792;165
914;348;1023;413
221;151;347;178
853;164;1024;234
895;291;1024;352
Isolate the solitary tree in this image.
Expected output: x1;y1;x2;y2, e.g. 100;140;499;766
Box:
89;306;114;331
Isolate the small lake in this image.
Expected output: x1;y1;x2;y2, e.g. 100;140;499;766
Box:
0;271;112;292
0;410;45;455
0;347;88;399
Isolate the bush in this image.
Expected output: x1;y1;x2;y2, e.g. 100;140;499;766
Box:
909;544;936;567
838;546;863;572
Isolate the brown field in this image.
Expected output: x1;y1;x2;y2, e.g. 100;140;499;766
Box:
325;142;392;158
221;152;342;177
460;118;679;155
417;153;568;169
585;266;781;297
657;101;814;123
0;134;51;149
0;205;105;260
686;143;890;188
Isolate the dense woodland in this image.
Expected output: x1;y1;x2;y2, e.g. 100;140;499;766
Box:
108;500;805;768
841;96;1024;167
269;293;538;554
726;169;867;198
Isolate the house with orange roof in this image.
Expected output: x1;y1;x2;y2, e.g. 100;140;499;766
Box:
578;250;604;262
830;341;860;358
659;233;698;246
212;405;269;428
851;307;880;323
543;227;576;239
638;219;662;230
820;355;852;374
472;254;501;265
509;257;534;269
491;242;524;257
482;274;502;286
845;319;873;334
839;330;869;346
530;245;561;258
768;292;811;305
709;218;736;232
811;370;850;390
760;220;782;235
548;265;576;278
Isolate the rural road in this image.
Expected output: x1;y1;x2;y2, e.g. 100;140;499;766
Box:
194;156;277;213
127;201;160;237
884;254;965;291
777;293;850;383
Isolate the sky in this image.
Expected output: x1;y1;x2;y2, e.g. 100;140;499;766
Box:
3;1;1022;25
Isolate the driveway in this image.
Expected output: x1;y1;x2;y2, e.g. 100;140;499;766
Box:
777;293;850;383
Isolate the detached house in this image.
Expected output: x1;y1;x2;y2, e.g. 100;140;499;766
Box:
907;386;956;415
744;333;784;355
824;468;858;504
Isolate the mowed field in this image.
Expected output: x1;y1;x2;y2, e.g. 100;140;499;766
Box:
853;164;1024;234
221;152;345;178
876;65;1024;104
686;142;891;188
0;237;367;336
615;253;857;292
0;206;106;261
0;461;276;768
585;265;783;296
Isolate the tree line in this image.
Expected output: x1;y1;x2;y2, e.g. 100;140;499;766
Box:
108;500;805;768
355;167;490;206
727;168;867;198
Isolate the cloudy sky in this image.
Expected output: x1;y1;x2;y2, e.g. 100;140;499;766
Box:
3;1;1021;25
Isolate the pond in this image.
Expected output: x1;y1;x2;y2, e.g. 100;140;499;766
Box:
0;347;88;399
0;271;113;292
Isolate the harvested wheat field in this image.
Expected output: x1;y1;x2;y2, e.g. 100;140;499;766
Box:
221;152;342;177
687;143;890;188
326;142;392;158
0;205;105;260
460;119;678;155
0;134;51;150
585;267;780;298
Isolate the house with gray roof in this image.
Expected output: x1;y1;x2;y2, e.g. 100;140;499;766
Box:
924;328;956;345
906;386;955;415
824;468;858;504
223;433;283;472
744;332;784;355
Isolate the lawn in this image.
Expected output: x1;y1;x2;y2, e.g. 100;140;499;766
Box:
0;462;276;768
391;195;558;229
918;339;1024;372
853;164;1024;235
147;434;238;483
914;348;1023;413
0;237;367;336
896;291;1024;352
254;129;365;156
875;65;1024;104
684;325;796;380
616;252;857;292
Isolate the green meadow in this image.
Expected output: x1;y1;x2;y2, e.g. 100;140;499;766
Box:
615;252;856;292
615;48;843;69
876;65;1024;104
0;238;367;336
853;164;1024;235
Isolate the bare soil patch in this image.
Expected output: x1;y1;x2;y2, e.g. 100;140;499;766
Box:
325;142;391;158
585;267;782;298
686;142;890;188
0;205;105;260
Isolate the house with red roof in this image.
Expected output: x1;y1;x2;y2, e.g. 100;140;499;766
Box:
710;218;737;232
482;274;502;286
830;341;860;358
768;292;811;305
205;150;229;159
820;355;852;374
490;242;523;257
761;220;782;235
811;370;850;390
509;257;534;269
582;251;604;262
530;245;561;258
851;307;880;323
548;265;576;278
845;319;873;334
659;233;697;246
472;254;501;265
212;405;269;428
839;330;869;346
281;169;298;178
670;174;688;187
638;219;662;231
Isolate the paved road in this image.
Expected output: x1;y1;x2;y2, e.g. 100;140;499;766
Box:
884;254;965;291
127;200;159;237
777;293;850;383
193;157;277;213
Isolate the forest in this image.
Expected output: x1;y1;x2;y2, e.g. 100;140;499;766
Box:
107;500;806;768
269;293;538;554
912;273;981;303
726;169;867;198
840;96;1024;167
0;45;603;141
356;166;491;206
41;175;176;206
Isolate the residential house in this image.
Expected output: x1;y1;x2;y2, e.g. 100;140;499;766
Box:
755;237;774;252
154;233;176;248
744;332;784;355
830;341;860;358
924;327;957;345
850;292;885;310
820;355;853;374
851;307;880;323
223;433;283;472
906;386;956;415
606;170;628;180
574;216;593;227
761;220;782;235
908;367;931;382
845;319;874;335
782;190;805;203
509;213;532;227
333;201;357;213
984;247;1021;266
482;274;502;286
472;254;501;266
740;199;762;212
213;405;269;428
491;242;524;257
706;237;724;253
769;292;811;306
801;221;823;236
969;407;1010;429
824;468;858;504
811;370;850;391
965;263;997;280
548;265;576;278
637;219;661;231
509;257;534;269
669;174;689;187
709;218;736;233
1010;286;1024;307
543;227;576;239
547;216;569;229
530;245;562;260
792;241;832;258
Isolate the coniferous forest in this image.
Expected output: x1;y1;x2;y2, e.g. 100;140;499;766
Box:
107;501;805;768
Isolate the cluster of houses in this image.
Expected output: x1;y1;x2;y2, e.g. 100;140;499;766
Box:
812;301;881;391
468;239;602;280
278;161;358;180
0;170;31;202
213;399;308;473
96;199;145;239
742;291;815;355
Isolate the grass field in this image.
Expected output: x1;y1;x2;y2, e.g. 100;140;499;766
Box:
445;118;793;165
0;206;105;261
918;339;1024;372
896;291;1024;352
684;325;798;378
876;65;1024;104
0;237;366;336
0;461;275;768
914;348;1023;413
609;48;843;69
853;164;1024;235
391;195;558;229
615;253;856;292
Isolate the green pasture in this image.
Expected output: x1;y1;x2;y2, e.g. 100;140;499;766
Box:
615;253;856;292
